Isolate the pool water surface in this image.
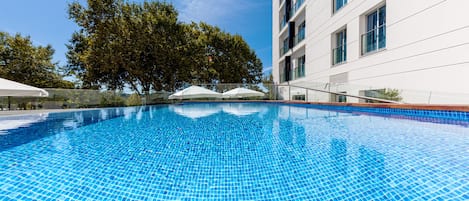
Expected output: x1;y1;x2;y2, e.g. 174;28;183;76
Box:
0;103;468;200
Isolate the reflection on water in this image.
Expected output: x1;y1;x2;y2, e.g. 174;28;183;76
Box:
279;120;306;149
0;103;467;199
331;139;347;177
0;113;49;134
358;146;385;194
169;104;222;119
222;103;267;116
100;109;108;120
0;107;146;151
124;107;137;120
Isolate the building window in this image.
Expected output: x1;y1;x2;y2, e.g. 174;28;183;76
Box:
361;5;386;55
332;29;347;65
333;0;348;13
281;37;289;56
295;55;305;79
280;15;287;31
293;94;306;101
332;92;347;102
296;21;306;44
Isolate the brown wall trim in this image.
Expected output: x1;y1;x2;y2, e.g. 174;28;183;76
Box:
184;100;469;112
283;101;469;112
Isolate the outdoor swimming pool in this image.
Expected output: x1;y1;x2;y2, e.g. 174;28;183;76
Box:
0;103;468;200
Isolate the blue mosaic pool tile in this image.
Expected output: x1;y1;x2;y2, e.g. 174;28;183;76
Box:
286;103;469;124
0;103;468;200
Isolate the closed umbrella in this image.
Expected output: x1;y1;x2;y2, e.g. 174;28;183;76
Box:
168;86;221;100
222;87;264;98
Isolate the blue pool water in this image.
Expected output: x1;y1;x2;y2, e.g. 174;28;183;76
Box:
0;103;468;200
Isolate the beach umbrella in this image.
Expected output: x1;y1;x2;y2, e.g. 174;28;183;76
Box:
0;78;49;97
168;86;221;100
222;87;264;98
0;78;49;110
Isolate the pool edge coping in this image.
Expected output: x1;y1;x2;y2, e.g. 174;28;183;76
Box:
183;100;469;112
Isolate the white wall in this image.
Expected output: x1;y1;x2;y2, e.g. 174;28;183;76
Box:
273;0;469;103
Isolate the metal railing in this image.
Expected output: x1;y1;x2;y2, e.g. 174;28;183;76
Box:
332;44;346;65
277;81;469;104
361;25;386;55
280;44;289;56
279;84;402;103
294;29;305;45
294;64;305;79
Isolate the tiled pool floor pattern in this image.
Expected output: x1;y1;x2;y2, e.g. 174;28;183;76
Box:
0;104;468;200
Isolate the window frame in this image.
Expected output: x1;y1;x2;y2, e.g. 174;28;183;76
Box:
332;28;347;66
333;0;348;14
361;5;386;56
296;55;306;79
297;21;306;43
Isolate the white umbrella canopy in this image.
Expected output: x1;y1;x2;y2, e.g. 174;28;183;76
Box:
168;86;221;100
0;78;49;97
222;87;265;99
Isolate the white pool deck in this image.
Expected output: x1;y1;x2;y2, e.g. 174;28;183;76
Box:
0;108;97;116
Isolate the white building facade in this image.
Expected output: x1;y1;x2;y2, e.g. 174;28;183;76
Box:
272;0;469;103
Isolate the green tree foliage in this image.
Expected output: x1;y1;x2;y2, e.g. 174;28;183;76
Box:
100;91;125;107
126;93;142;106
0;32;74;89
380;88;403;101
190;23;263;85
366;88;403;103
66;0;263;93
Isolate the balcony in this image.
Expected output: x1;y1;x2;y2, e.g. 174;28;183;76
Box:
332;44;347;66
361;25;386;55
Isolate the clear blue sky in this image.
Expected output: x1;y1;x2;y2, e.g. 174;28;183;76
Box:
0;0;272;75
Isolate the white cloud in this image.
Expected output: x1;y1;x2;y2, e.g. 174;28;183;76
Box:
0;28;46;47
175;0;259;25
262;66;272;73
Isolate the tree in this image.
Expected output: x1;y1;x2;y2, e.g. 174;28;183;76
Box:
0;32;74;89
126;93;142;106
379;88;403;101
66;0;263;93
189;23;263;85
